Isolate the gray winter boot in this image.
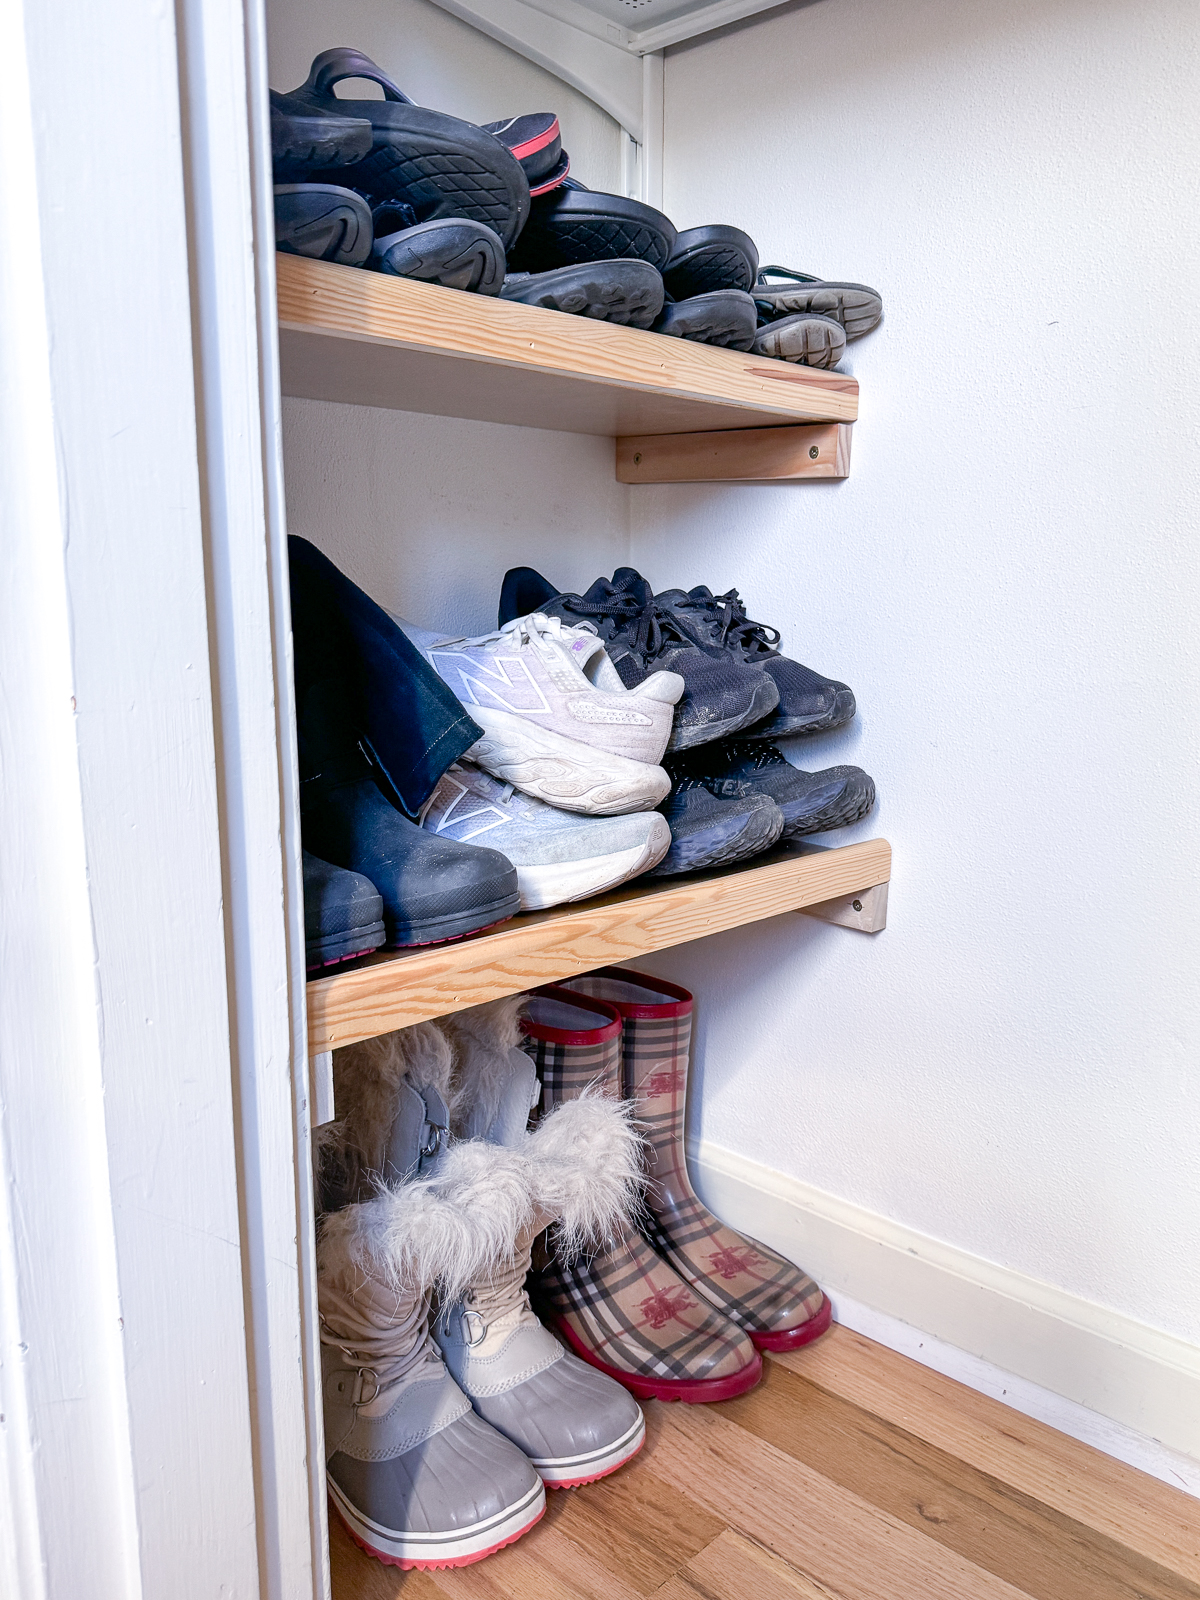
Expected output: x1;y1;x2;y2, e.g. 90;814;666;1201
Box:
318;1025;545;1570
434;999;646;1487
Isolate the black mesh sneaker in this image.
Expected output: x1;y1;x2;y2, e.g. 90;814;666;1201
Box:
655;586;855;740
648;766;783;877
675;740;876;839
498;566;779;752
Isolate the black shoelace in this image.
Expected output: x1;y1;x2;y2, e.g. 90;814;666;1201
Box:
557;582;712;666
670;588;781;661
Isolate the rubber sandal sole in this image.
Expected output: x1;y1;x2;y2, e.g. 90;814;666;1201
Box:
654;288;757;349
273;184;372;266
511;187;677;272
270;98;373;179
756;279;883;338
501;259;663;327
662;224;759;297
752;312;847;369
747;1293;834;1353
548;1312;763;1403
374;217;505;294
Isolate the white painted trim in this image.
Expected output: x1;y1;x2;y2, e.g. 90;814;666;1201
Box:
689;1138;1200;1464
641;52;665;209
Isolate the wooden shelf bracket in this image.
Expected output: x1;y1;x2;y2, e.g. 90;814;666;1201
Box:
616;421;852;484
800;880;888;933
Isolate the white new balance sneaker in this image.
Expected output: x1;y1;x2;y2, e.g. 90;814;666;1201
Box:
396;612;683;816
421;762;670;910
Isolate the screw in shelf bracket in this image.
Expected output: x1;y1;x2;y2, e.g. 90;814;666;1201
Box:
809;444;820;458
799;881;888;933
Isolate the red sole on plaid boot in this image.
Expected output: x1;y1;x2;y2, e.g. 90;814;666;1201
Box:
746;1292;834;1352
549;1310;763;1404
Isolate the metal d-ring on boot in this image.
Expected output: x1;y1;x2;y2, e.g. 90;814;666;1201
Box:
519;988;762;1403
434;1000;646;1485
318;1026;544;1571
562;968;832;1353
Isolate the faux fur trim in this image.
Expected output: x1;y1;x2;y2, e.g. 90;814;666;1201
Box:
333;1022;454;1179
525;1090;644;1262
438;997;528;1138
317;1138;535;1300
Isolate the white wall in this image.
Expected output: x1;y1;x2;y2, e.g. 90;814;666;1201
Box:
637;0;1200;1389
266;0;622;192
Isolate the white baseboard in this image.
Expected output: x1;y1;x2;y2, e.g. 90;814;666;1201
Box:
688;1138;1200;1476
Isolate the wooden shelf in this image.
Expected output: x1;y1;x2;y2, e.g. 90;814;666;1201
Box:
276;254;859;440
306;836;890;1051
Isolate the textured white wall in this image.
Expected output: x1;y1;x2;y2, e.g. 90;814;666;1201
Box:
266;0;622;191
634;0;1200;1344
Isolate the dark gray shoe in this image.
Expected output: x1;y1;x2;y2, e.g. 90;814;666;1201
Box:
752;311;846;368
274;184;372;266
270;90;372;181
682;741;876;839
303;850;384;972
372;209;506;293
662;224;758;297
509;181;676;272
653;289;757;349
501;260;663;327
754;265;883;339
649;771;784;877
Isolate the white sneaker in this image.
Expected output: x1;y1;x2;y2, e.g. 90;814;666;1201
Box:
421;762;671;910
396;613;683;816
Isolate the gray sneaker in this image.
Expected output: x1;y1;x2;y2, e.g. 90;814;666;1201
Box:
420;761;670;910
436;1003;646;1487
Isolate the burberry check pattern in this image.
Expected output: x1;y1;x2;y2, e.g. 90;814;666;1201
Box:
523;1002;756;1386
567;971;826;1338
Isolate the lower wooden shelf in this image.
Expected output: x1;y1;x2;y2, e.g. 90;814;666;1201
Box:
306;836;891;1051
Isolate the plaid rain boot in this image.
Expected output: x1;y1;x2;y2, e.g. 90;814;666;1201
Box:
433;1000;646;1485
520;987;762;1402
318;1025;545;1570
563;968;832;1352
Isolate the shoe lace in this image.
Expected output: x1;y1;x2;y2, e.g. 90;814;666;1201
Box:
556;580;711;665
671;587;780;659
457;1240;538;1345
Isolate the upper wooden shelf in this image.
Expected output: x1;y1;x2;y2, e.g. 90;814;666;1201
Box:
307;836;890;1051
276;254;859;439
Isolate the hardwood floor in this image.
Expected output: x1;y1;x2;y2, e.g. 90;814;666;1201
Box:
329;1324;1200;1600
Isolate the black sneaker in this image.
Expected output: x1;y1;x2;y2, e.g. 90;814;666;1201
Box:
648;768;783;877
655;586;855;740
303;850;385;971
498;566;779;752
680;740;876;838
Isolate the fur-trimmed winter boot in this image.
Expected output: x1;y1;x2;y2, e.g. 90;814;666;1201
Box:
520;987;762;1403
318;1025;544;1570
563;968;831;1351
433;999;646;1485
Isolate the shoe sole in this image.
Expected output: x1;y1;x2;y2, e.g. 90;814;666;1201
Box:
756;281;882;339
501;260;663;328
386;892;520;947
648;799;784;878
512;189;676;271
742;686;857;740
662;225;759;297
467;708;671;816
329;1477;544;1570
667;676;780;753
517;815;672;909
533;1411;646;1487
305;919;386;972
274;184;372;267
747;1294;834;1353
271;111;372;176
549;1311;762;1403
654;289;757;349
779;771;876;839
375;217;505;294
752;314;847;369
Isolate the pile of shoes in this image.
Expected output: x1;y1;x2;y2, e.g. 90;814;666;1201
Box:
317;970;828;1569
292;538;875;973
271;46;882;368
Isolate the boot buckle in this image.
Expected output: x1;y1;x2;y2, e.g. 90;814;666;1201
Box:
351;1367;380;1406
461;1310;487;1348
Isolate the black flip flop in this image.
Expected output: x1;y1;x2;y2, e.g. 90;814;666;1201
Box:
372;207;506;294
500;259;663;327
290;48;530;249
271;91;373;181
754;266;883;339
662;225;758;298
484;114;570;195
654;289;757;349
752;312;846;368
508;181;677;272
274;184;372;266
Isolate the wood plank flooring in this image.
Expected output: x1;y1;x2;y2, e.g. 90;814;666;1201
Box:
330;1324;1200;1600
